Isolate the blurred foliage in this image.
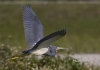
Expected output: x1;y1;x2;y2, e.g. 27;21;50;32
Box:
0;4;100;53
0;45;100;70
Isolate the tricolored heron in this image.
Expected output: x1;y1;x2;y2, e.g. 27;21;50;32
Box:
11;5;66;59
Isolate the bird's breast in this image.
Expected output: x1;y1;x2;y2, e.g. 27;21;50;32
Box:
32;48;48;55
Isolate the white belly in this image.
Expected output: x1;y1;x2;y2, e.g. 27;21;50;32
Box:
32;48;48;55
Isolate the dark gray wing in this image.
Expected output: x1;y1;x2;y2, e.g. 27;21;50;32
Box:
23;5;43;49
30;29;66;50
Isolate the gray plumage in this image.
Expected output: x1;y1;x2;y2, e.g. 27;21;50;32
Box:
23;5;43;49
43;46;57;56
30;28;66;51
22;5;66;56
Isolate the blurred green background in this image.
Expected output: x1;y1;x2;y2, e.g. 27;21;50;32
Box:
0;4;100;53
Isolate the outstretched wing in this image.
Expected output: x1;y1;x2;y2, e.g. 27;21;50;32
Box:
31;29;66;50
23;5;43;49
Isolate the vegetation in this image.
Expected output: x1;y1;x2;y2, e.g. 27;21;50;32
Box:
0;45;100;70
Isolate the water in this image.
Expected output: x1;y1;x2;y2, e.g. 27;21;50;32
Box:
71;54;100;66
36;54;100;66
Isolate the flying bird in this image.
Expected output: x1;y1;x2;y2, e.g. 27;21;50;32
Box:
22;5;66;56
11;5;66;60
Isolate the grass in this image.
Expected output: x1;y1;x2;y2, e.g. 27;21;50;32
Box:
0;4;100;53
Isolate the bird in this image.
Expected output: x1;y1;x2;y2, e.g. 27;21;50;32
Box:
11;5;66;59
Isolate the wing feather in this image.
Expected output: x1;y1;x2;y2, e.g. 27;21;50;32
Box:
31;29;66;50
23;5;43;49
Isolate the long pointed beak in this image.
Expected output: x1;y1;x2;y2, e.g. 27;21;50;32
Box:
56;47;68;50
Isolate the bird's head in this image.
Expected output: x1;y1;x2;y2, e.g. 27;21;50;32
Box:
43;46;57;56
49;46;57;51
